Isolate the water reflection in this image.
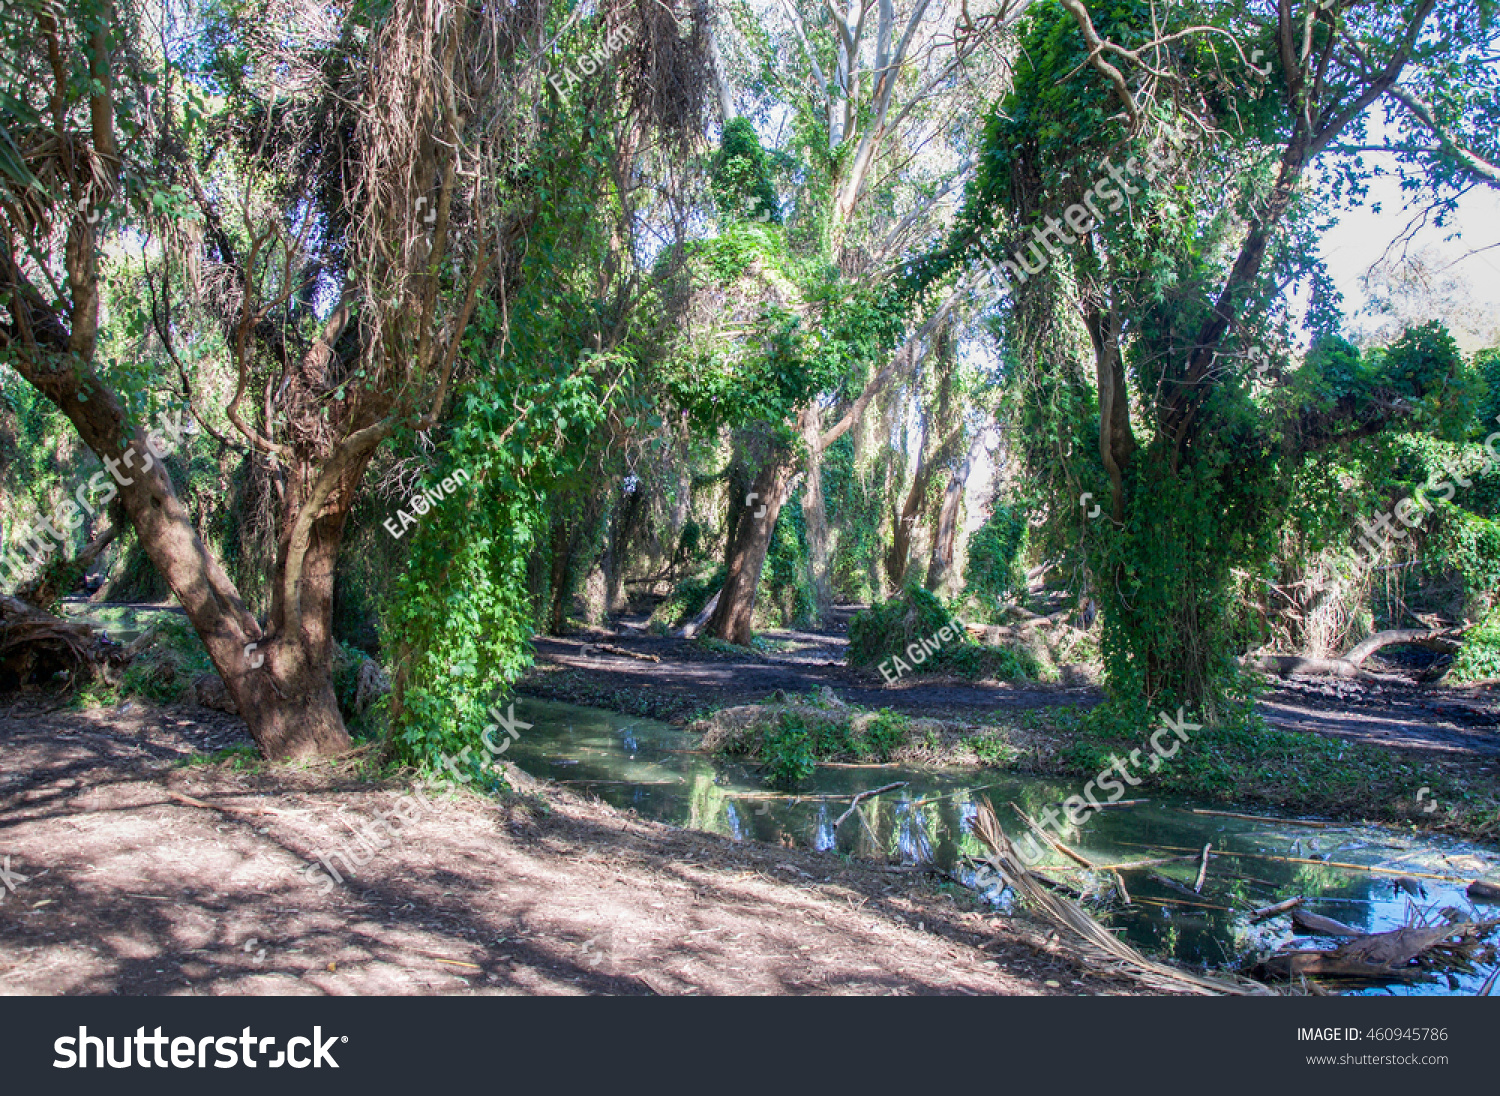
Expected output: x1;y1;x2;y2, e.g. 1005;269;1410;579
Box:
508;697;1499;994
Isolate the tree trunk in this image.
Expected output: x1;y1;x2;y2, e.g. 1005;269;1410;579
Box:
38;342;362;758
548;514;574;635
605;481;646;614
926;433;985;594
799;407;832;626
886;424;943;589
16;505;123;611
704;454;796;646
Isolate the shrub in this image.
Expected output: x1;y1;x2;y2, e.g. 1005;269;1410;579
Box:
118;615;216;703
762;712;817;788
961;502;1030;622
1450;606;1500;683
847;586;958;667
847;586;1037;680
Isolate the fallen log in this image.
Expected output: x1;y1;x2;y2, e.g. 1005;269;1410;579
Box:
1260;919;1492;982
964;613;1086;647
1291;909;1365;936
1243;627;1465;682
1468;880;1500;902
0;594;121;689
582;643;661;663
1240;654;1405;683
1343;628;1463;667
675;590;720;639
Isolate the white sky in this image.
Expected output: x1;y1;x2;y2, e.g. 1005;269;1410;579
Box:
1318;166;1500;351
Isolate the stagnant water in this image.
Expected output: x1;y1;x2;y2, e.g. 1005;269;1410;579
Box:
509;697;1500;995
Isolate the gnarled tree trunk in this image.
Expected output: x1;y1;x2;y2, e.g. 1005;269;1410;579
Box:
704;451;797;646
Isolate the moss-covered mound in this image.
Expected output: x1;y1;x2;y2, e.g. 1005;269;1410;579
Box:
690;688;1018;788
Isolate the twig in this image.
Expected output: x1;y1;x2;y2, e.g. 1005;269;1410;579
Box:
1190;808;1329;829
1131;896;1234;912
834;782;909;828
1011;803;1096;869
1250;897;1304;923
1478;964;1500;997
1108;855;1196;872
1115;841;1471;883
1194;843;1212;894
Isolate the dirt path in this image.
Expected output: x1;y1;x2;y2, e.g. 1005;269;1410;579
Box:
521;622;1500;761
0;701;1154;997
1260;676;1500;759
522;628;1100;724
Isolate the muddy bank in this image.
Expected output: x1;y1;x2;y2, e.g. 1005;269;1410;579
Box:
521;626;1500;758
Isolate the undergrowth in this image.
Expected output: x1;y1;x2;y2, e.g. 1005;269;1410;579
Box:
846;586;1040;680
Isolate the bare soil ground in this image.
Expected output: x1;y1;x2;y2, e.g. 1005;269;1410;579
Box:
522;622;1101;724
0;699;1155;997
7;608;1496;997
521;620;1500;762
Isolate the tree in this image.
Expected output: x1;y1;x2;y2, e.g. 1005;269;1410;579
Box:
940;0;1489;718
0;0;680;758
695;0;1020;643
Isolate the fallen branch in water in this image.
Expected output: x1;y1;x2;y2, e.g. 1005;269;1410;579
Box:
833;782;909;828
1291;909;1365;937
968;801;1274;996
1132;895;1234;912
1468;880;1500;902
1190;808;1329;829
1250;897;1303;923
1260;915;1499;982
1102;855;1197;872
1011;803;1096;869
1114;842;1473;884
